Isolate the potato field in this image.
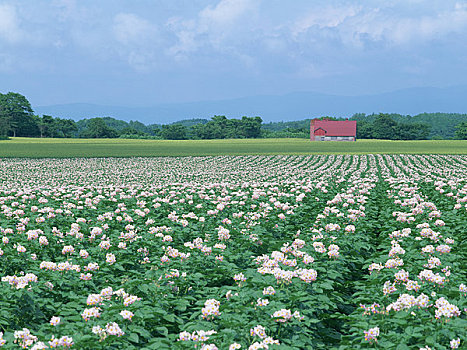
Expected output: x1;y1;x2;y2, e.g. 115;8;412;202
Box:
0;155;466;349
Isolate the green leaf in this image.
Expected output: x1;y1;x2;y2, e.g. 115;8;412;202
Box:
425;336;435;345
156;326;169;337
128;333;139;343
162;314;175;323
308;318;321;324
320;281;334;290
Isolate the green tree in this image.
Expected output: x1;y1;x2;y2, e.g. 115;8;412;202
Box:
193;119;223;139
0;103;12;137
351;113;367;121
80;118;119;138
160;124;187;140
356;120;375;139
192;115;263;139
239;116;262;138
0;92;38;137
315;116;338;121
208;116;228;139
396;123;430;140
372;114;398;139
455;122;467;140
36;115;55;138
120;127;147;136
55;118;78;138
128;120;151;134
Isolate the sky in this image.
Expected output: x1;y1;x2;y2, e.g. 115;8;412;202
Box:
1;0;467;107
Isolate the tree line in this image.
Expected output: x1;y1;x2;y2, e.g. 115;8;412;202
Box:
159;115;263;140
263;113;467;140
1;92;467;140
0;92;263;140
0;92;77;139
355;114;431;140
74;115;263;140
350;112;467;139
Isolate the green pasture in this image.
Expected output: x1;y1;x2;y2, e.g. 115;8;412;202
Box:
0;137;466;157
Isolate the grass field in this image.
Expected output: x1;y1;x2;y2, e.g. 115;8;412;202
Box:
0;137;466;157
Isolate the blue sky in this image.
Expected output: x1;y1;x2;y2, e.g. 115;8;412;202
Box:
1;0;467;107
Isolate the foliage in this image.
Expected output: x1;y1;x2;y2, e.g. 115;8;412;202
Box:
261;120;311;139
397;123;431;140
128;120;151;134
239;116;263;138
76;118;154;137
354;114;431;140
119;127;147;137
356;121;374;139
160;124;188;140
372;114;399;139
352;112;467;139
191;116;263;140
35;115;78;138
0;92;79;138
0;102;12;137
0;92;38;137
455;122;467;140
79;118;120;138
166;118;209;128
262;120;311;132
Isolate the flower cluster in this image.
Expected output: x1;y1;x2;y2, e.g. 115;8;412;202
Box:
249;325;280;349
2;273;38;289
178;329;222;349
201;299;221;320
91;322;124;341
434;297;461;319
271;309;303;322
364;326;380;342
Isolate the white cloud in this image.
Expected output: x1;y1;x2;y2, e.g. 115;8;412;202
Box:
199;0;255;26
166;19;198;60
167;0;258;58
293;5;360;34
293;2;467;47
385;4;467;44
112;13;160;71
113;13;158;46
0;4;23;43
1;0;466;90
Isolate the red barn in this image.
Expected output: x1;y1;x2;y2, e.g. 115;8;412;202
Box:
310;119;357;141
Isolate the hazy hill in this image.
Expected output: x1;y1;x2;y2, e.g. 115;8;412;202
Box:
35;85;467;124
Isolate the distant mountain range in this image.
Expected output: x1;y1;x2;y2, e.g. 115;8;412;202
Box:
34;85;467;124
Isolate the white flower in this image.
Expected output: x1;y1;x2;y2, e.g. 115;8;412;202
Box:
49;316;60;326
